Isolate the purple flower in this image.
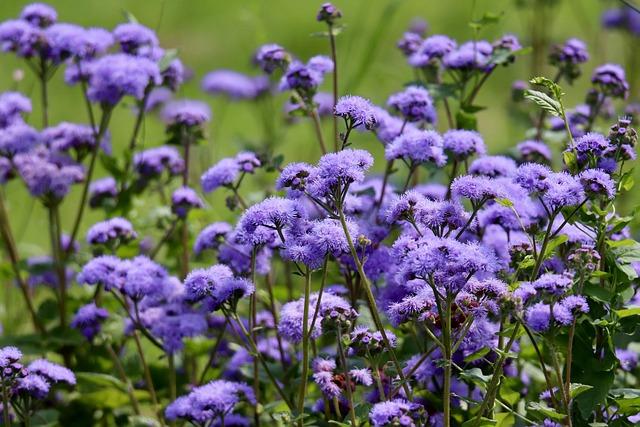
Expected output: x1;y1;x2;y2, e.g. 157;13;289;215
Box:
193;222;232;255
201;158;240;193
542;172;585;210
89;177;118;208
120;256;168;300
387;85;436;123
443;40;493;71
20;3;57;28
469;155;516;178
0;122;41;157
279;56;333;95
0;91;32;128
385;129;446;166
86;54;161;105
317;3;342;24
254;43;290;74
525;302;552;332
235;151;261;173
408;35;457;67
276;162;314;198
77;255;127;291
201;70;269;100
70;303;109;341
113;22;158;54
165;380;255;424
550;38;589;65
0;20;42;58
517;140;552;163
0;346;22;372
532;273;573;296
397;32;423;57
237;197;304;246
42;122;109;157
616;348;639;372
15;374;50;399
515;163;553;193
86;217;137;246
134;146;184;180
312;358;372;398
443;129;486;160
27;359;75;385
387;286;437;326
592;63;629;98
451;175;506;202
171;186;204;218
142;87;173;112
578;169;615;199
560;295;589;316
183;264;248;309
161;99;211;127
307;149;374;198
369;399;424;427
334;95;377;130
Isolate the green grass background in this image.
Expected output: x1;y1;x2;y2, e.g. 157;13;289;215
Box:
0;0;635;327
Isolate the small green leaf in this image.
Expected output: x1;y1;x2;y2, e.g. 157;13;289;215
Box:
462;417;496;427
527;402;566;421
563;151;578;173
158;49;178;72
464;346;490;363
615;307;640;319
495;198;514;208
524;89;562;117
570;383;593;398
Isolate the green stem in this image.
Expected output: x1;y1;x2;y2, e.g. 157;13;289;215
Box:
310;107;328;154
1;378;11;427
199;324;227;384
328;23;339;152
297;268;312;424
132;331;165;426
442;296;452;427
250;249;260;427
39;59;49;127
105;344;141;415
336;325;357;426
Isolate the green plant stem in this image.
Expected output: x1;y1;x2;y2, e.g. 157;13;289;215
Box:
1;379;11;427
372;364;387;401
0;194;45;334
309;257;329;334
336;325;357;426
521;321;560;410
328;23;339;152
336;204;412;399
132;330;164;426
199;324;227;384
105;344;141;415
310;107;328;154
120;88;152;192
249;249;260;427
297;268;312;424
263;274;288;372
442;295;452;427
48;205;67;330
39;59;49;127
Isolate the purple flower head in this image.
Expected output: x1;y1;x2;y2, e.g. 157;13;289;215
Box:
72;27;113;59
517;140;552;163
28;359;75;385
334;95;377;130
578;169;616;200
44;23;88;63
592;63;629;98
0;20;42;58
276;162;315;197
312;358;372;398
113;22;158;54
532;273;573;297
317;3;342;24
550;38;589;65
193;221;232;255
571;132;611;162
525;302;552;332
86;54;161;105
397;32;423;57
121;256;168;300
408;35;457;67
161;99;211;128
172;186;204;218
0;91;32;128
514;163;553;193
86;217;137;246
385;129;446;166
350;326;397;356
283;218;358;268
560;295;589;316
184;264;233;302
0;346;22;375
279;56;333;96
443;40;493;71
387;286;437;326
542;172;585;210
134;146;184;180
469;155;517;178
616;348;639;372
42;122;109;157
237;197;304;246
307;149;374;198
77;255;126;291
70;303;109;341
165;380;255;424
369;399;424;427
451;175;506;202
142;87;173;112
201;158;240;193
387;85;436;123
20;3;57;28
201;70;269;100
15;374;50;399
443;129;486;160
14;147;84;201
235;151;261;173
493;34;521;53
0;122;41;157
254;43;290;74
89;177;118;208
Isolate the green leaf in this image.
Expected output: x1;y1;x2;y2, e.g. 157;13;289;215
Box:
615;307;640;319
529;76;564;100
543;234;569;257
526;402;566;421
123;10;139;24
563;151;578;173
583;283;613;303
570;383;593;398
158;49;178;72
455;110;478;130
127;416;161;427
462;417;496;427
459;368;491;388
495;198;513;208
464;346;491;363
524;89;562;117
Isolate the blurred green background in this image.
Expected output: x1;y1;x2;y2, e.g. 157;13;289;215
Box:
0;0;634;275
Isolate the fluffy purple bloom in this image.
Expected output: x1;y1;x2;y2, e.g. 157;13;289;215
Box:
202;153;260;193
0;91;32;128
283;218;358;268
171;186;204;218
183;264;250;310
70;303;109;341
28;359;75;385
279;56;333;94
317;3;342;24
397;31;423;57
517;140;552;163
443;40;493;71
89;177;118;208
42;122;109;156
560;295;589;315
592;63;629;98
77;255;126;291
0;123;41;157
551;38;589;64
0;20;42;58
307;149;374;198
201;70;269;100
385;129;446;166
0;346;22;371
86;217;137;245
387;286;437;326
451;175;506;202
20;3;57;28
525;302;552;332
237;197;304;246
15;374;50;399
165;380;255;424
443;129;486;160
514;163;553;193
142;87;173;112
14;147;84;200
276;162;314;197
578;169;616;199
542;172;585;210
616;348;639;372
334;95;377;130
369;399;424;427
71;27;113;59
408;35;457;67
235;151;261;173
120;256;168;300
193;222;232;255
387;85;436;123
134;146;184;179
86;54;161;105
161;99;211;127
254;43;289;74
469;155;517;178
113;22;158;54
532;273;573;296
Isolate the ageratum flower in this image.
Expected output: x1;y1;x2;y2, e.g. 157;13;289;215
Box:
201;70;269;100
616;348;639;371
15;374;50;399
369;399;424;427
306;148;374;198
161;99;211;128
193;221;233;255
514;163;553;193
201;151;262;193
443;129;486;160
387;85;436;124
334;95;377;130
86;54;161;105
120;256;168;300
171;186;204;218
20;3;57;28
276;162;314;198
578;169;616;199
443;40;493;71
349;326;397;356
408;35;457;67
385;129;446;166
0;19;42;58
0;91;31;128
236;197;304;246
451;175;506;202
387;286;437;326
27;359;76;385
550;38;589;65
469;155;517;178
532;273;573;297
86;217;137;246
89;177;118;208
134;146;185;180
317;3;342;24
70;303;109;341
165;380;255;424
0;346;23;376
184;264;254;311
0;122;41;157
279;56;333;96
541;172;585;210
254;43;290;74
42;122;110;158
592;63;629;98
77;255;127;291
517;140;552;163
112;22;158;54
312;358;372;398
397;31;423;57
